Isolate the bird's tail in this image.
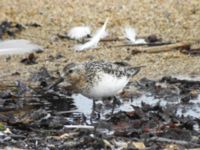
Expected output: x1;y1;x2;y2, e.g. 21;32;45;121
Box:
128;66;145;76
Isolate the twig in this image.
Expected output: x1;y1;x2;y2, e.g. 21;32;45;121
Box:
181;48;200;55
64;125;94;130
113;41;172;47
129;42;191;53
149;137;200;147
100;37;124;42
10;134;26;139
54;110;80;115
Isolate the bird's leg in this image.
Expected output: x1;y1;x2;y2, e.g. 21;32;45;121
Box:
111;96;117;115
81;113;88;125
91;99;96;115
90;99;101;124
90;99;96;124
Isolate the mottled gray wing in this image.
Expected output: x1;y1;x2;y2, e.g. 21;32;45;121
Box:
84;61;140;78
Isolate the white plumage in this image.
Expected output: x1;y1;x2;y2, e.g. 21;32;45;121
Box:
124;26;146;44
0;39;43;55
67;26;91;40
88;72;129;98
74;18;109;51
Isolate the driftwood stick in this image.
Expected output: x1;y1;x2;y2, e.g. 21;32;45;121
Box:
149;137;200;147
71;40;193;54
90;41;190;54
54;110;80;115
100;37;124;42
64;125;94;129
79;37;124;43
130;42;191;53
113;41;172;47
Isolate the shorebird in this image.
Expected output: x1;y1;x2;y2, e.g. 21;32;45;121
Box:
49;61;142;116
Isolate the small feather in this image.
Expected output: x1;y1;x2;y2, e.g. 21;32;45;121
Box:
0;39;43;55
124;26;146;44
134;39;146;44
67;26;91;40
93;28;108;39
74;18;109;51
124;26;136;43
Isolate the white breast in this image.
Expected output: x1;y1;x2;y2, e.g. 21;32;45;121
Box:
88;72;129;98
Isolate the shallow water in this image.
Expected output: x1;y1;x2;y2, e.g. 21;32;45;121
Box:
72;93;200;119
72;94;93;115
70;76;200;120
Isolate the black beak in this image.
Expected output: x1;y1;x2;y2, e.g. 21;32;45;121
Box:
47;77;64;90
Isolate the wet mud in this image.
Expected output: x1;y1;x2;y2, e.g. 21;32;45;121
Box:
0;68;200;149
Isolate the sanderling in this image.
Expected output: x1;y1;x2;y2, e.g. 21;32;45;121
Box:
50;61;142;116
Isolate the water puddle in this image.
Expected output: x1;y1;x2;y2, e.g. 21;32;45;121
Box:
71;93;200;119
69;76;200;120
72;94;93;116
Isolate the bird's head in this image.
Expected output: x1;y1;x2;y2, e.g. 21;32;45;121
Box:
48;63;84;90
61;63;83;82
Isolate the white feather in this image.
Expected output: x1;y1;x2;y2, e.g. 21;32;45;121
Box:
67;26;91;40
124;26;136;43
134;39;146;44
74;18;109;51
93;28;108;39
0;39;43;55
88;72;129;98
124;26;146;44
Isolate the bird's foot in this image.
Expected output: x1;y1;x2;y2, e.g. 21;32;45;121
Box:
110;96;121;115
90;111;100;124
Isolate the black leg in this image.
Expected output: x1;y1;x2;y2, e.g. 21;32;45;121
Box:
93;99;96;112
90;99;96;117
81;113;88;125
111;96;117;115
90;99;96;124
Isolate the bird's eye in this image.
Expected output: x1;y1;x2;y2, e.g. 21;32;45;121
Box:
68;70;73;74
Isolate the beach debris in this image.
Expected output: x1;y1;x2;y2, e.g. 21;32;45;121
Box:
131;41;190;53
0;39;43;55
180;41;200;55
26;22;42;28
64;125;94;130
124;26;136;43
67;26;91;40
124;26;146;44
146;34;162;43
20;53;37;65
0;74;200;149
0;21;25;39
74;18;109;51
